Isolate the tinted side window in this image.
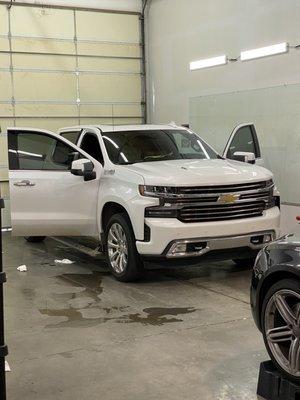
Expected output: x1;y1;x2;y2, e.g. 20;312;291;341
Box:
9;132;77;170
60;131;81;145
227;126;259;159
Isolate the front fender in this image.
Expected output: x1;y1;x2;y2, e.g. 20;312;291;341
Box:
97;174;157;240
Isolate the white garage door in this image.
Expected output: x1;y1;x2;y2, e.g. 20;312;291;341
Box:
0;3;144;227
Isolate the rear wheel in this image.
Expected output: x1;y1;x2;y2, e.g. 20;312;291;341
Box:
233;257;256;267
24;236;46;243
262;279;300;384
104;213;144;282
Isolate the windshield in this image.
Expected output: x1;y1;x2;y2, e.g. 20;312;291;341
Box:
102;129;219;165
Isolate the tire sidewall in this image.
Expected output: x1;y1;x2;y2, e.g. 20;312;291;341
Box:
261;278;300;384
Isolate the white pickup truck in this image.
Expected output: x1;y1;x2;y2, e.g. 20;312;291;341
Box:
7;124;280;281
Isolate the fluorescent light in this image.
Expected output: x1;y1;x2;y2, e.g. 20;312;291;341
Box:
240;42;288;61
190;55;227;70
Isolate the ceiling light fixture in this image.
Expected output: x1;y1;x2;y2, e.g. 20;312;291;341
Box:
190;55;227;70
240;42;288;61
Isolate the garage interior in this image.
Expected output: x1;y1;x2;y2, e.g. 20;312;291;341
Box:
1;1;300;399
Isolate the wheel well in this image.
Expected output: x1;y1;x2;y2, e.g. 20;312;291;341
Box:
101;202;130;232
258;271;300;320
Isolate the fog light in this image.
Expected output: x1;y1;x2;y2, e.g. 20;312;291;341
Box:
251;234;273;246
251;235;264;245
172;243;187;254
263;234;272;243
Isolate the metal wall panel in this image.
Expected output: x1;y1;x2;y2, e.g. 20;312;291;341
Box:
15;104;78;117
0;53;9;67
0;71;11;100
10;6;75;38
79;74;141;102
12;53;76;70
0;4;143;126
78;57;141;72
0;5;8;34
76;11;140;42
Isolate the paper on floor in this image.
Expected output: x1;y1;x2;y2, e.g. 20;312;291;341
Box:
5;361;10;372
17;265;27;272
54;259;74;264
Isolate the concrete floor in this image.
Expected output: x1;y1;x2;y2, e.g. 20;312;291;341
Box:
3;233;267;400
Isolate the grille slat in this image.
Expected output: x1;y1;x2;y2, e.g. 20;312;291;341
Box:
181;206;265;217
177;180;269;195
181;211;263;222
180;202;265;212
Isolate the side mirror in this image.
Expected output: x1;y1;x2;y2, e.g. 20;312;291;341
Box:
233;151;256;164
71;159;96;181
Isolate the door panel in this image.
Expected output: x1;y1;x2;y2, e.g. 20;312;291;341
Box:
223;123;264;166
8;128;100;236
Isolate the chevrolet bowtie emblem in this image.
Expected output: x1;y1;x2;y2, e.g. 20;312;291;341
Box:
218;194;240;203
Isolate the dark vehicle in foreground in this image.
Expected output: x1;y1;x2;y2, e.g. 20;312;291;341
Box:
251;233;300;383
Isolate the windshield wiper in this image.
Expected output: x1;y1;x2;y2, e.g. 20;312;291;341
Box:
142;152;174;162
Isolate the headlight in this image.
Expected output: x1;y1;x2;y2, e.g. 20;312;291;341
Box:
139;185;177;198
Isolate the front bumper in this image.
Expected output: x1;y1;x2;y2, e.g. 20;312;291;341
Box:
136;206;280;257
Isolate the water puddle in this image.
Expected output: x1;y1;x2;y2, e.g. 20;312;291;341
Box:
120;307;197;326
39;271;197;328
39;305;197;328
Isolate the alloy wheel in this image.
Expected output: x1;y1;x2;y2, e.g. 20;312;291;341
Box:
265;289;300;376
107;223;128;274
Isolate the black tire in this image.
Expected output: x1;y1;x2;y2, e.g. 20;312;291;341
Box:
261;279;300;384
104;213;144;282
24;236;46;243
232;257;256;267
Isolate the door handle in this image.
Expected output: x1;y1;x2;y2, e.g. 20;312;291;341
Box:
14;180;36;187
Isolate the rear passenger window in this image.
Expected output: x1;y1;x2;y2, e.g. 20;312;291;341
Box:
60;131;81;145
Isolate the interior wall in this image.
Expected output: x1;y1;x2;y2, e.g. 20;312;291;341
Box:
146;0;300;124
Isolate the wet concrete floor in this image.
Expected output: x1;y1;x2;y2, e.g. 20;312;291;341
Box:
3;233;266;399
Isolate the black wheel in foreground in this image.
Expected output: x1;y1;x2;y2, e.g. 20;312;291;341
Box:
104;213;144;282
24;236;46;243
232;257;256;267
262;279;300;384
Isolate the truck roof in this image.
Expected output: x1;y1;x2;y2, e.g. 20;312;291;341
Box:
58;124;185;133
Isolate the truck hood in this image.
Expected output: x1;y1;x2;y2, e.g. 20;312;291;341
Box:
123;159;273;186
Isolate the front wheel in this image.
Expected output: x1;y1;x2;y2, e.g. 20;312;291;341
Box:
104;213;144;282
262;279;300;384
24;236;46;243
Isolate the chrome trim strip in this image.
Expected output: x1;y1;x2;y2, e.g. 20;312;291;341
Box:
166;230;276;258
168;196;270;205
146;183;274;199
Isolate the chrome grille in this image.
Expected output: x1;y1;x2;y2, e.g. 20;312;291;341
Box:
167;180;273;223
